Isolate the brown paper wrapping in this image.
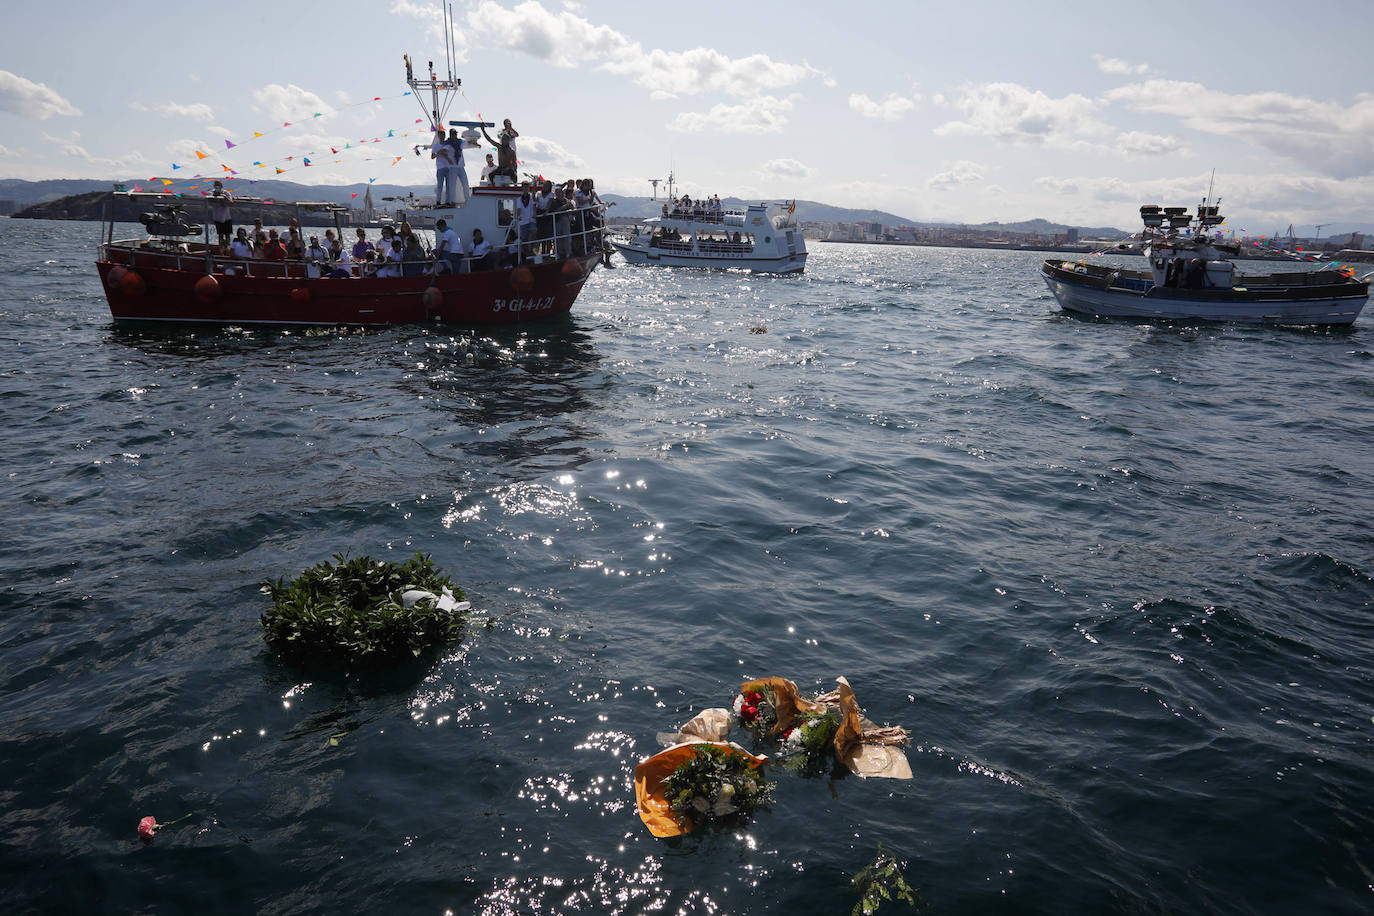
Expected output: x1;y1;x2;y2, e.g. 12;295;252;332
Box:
832;676;912;779
656;707;734;747
740;676;826;735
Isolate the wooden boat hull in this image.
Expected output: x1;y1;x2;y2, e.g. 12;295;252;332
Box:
1041;259;1368;326
96;252;602;326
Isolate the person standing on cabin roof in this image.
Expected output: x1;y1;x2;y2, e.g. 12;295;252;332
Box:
447;128;479;205
431;126;457;206
480;119;518;185
209;181;233;250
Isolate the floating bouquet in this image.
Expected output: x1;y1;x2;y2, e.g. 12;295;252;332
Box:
635;676;912;837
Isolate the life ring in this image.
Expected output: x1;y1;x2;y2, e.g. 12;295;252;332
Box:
560;259;583;280
510;266;534;293
290;287;311;303
105;266;127;290
421;286;443;311
194;274;221;304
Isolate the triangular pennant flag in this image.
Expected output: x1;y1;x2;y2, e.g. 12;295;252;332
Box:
330;147;338;154
373;97;380;101
253;131;263;138
313;112;322;118
161;179;174;186
303;158;312;166
368;177;375;183
171;163;182;170
221;163;232;171
253;161;262;167
275;168;285;174
350;192;358;198
132;185;142;192
195;150;207;159
392;156;401;164
387;129;394;137
225;139;236;149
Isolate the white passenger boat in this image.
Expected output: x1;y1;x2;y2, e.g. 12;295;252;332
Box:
1041;200;1368;326
612;198;807;274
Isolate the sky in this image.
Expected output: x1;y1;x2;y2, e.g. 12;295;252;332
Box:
3;0;1374;234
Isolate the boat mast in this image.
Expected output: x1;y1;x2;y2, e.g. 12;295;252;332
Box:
405;1;460;135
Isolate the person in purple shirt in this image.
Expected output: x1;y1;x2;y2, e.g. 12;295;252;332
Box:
351;227;374;262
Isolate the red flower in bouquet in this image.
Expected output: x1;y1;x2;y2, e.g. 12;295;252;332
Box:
137;816;158;841
740;704;759;723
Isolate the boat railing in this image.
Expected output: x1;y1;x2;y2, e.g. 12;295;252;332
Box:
101;218;605;278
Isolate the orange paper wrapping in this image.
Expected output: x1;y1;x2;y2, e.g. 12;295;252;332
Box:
633;742;768;838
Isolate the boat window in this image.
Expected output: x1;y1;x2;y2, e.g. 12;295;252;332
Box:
497;199;514;226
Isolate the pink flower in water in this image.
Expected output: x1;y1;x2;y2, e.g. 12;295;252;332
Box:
137;816;158;841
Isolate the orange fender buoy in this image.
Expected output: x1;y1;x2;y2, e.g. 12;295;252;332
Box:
561;259;583;280
510;266;534;293
290;287;311;303
193;274;221;304
120;270;146;298
105;266;127;290
421;286;443;311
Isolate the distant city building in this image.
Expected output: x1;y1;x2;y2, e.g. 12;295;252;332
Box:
1066;227;1079;243
0;199;17;216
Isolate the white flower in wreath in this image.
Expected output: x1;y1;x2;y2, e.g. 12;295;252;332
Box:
731;694;745;719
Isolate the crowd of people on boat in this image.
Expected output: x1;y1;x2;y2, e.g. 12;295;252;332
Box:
199;173;612;278
663;194;725;221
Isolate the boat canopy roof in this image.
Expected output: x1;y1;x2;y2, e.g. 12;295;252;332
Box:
110;190;349;212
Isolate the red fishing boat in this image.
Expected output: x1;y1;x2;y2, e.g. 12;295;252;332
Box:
96;37;605;327
96;189;603;326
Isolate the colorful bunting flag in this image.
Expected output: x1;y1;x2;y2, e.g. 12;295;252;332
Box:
195;150;207;159
225;139;236;149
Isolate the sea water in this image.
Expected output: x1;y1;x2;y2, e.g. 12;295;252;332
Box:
2;219;1372;914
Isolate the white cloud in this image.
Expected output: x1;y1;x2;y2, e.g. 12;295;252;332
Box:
146;101;215;121
0;70;81;119
252;84;334;125
50;141;154;175
391;0;470;63
928;160;985;191
936;82;1107;150
667;95;796;134
849;92;917;121
1104;80;1374;178
1093;54;1150;76
757;158;815;181
517;135;587;174
465;1;815;98
0;143;11;157
1114;130;1189;158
